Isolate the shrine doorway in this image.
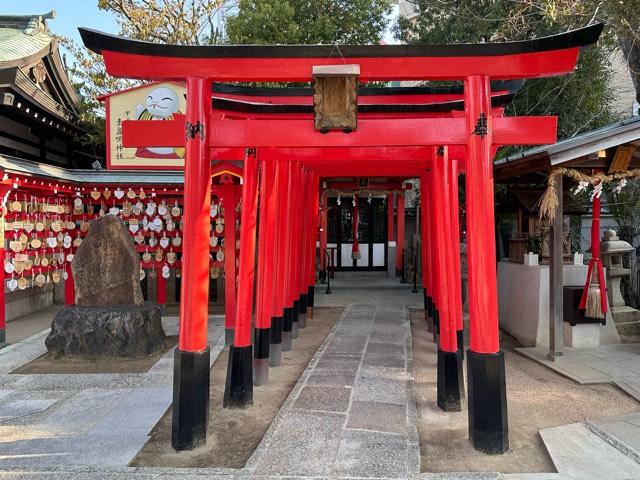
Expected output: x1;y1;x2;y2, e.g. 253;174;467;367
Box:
327;196;387;271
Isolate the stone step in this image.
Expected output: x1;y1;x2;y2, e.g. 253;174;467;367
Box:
614;320;640;336
540;422;640;479
612;306;640;324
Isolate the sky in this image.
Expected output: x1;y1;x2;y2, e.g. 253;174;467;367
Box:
2;1;399;44
3;1;119;44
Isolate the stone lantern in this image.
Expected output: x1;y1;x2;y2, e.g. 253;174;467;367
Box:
600;229;640;330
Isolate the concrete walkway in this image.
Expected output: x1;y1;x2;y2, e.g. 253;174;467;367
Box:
0;315;225;469
517;343;640;401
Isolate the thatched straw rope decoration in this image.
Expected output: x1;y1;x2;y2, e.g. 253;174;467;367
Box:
539;167;640;223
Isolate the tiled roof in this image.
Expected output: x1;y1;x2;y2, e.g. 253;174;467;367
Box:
0;11;54;67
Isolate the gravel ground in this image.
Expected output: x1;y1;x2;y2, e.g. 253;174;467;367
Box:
409;308;640;473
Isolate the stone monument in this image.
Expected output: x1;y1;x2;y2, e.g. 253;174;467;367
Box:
600;229;640;340
46;215;166;358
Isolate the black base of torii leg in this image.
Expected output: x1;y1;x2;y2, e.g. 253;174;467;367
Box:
224;345;253;408
437;348;462;412
172;347;210;451
467;350;509;454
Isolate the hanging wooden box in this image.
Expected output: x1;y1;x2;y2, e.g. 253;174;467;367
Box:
312;64;359;133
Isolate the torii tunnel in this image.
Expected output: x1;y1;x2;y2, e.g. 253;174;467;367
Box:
80;24;602;455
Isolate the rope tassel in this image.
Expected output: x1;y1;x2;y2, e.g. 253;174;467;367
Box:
579;193;607;320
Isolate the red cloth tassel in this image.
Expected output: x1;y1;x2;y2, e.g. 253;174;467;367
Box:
579;193;607;317
352;194;360;259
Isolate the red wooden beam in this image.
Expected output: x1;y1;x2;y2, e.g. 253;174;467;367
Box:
123;116;556;150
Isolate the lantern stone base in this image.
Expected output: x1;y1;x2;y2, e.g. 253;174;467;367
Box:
564;323;600;348
172;347;210;451
45;304;165;359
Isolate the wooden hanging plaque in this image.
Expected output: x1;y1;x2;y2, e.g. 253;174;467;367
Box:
312;64;359;133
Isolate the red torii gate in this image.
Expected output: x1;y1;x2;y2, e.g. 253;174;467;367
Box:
80;24;602;455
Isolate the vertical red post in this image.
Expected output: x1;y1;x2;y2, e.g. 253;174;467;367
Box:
396;192;405;277
307;173;319;318
224;149;259;407
297;169;310;329
448;160;464;344
222;182;237;345
464;74;508;454
420;176;432;324
172;76;212;451
281;163;295;349
289;165;302;338
270;160;288;363
0;245;5;345
254;158;277;384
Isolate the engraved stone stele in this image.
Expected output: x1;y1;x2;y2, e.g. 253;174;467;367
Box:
46;216;165;358
73;215;143;306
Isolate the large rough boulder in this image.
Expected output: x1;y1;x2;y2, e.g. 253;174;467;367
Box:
46;216;165;359
72;215;143;307
46;305;165;358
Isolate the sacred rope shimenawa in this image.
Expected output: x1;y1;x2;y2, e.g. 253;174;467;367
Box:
538;167;640;222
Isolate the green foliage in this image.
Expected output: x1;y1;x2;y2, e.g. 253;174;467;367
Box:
226;0;393;45
396;0;618;143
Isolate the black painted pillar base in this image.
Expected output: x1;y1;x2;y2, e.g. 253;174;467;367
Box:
224;345;253;408
432;308;439;343
282;307;293;351
457;330;465;361
253;327;270;386
307;285;315;318
269;316;283;367
298;294;308;329
172;347;210;451
437;348;462;412
224;328;234;346
467;350;509;455
0;328;5;345
456;329;466;399
291;299;300;339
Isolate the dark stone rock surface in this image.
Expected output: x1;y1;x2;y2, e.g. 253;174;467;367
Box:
73;215;143;307
45;304;165;358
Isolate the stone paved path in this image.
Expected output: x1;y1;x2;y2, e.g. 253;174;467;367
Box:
246;302;420;478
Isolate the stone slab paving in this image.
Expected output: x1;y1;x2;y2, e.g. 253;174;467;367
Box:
517;344;640;401
0;315;226;469
246;302;420;479
540;422;640;479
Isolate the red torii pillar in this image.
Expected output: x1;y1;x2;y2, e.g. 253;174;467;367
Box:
448;158;465;359
297;168;311;328
307;173;320;318
253;158;278;385
432;146;462;412
420;175;433;330
172;77;212;451
395;193;405;277
269;160;288;364
219;180;238;346
224;149;259;407
281;162;295;350
465;75;508;454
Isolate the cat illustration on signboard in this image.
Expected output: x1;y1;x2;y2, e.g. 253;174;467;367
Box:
134;86;185;159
